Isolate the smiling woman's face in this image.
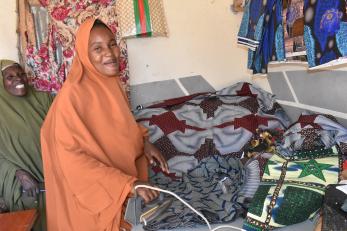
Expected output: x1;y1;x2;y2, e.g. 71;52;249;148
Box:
2;64;28;96
88;24;120;77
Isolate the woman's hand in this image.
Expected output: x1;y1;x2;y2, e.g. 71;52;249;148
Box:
0;197;7;213
15;169;39;197
144;139;169;173
133;181;160;203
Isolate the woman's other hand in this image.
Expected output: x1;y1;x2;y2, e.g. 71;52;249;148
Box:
144;139;169;173
15;169;39;197
133;181;159;203
0;197;7;213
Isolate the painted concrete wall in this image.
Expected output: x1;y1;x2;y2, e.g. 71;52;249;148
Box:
0;1;18;61
2;1;347;128
254;64;347;127
126;0;251;90
1;0;251;90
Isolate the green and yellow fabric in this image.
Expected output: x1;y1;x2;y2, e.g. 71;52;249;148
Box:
243;146;341;231
0;59;53;211
117;0;168;38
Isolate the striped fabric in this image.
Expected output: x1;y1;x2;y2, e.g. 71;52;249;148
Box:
116;0;168;38
239;159;261;199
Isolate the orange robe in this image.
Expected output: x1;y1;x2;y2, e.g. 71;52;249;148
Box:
41;18;148;231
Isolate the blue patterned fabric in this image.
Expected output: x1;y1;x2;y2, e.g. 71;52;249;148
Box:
336;21;347;56
240;0;347;72
248;0;286;74
144;155;245;230
237;0;266;50
303;0;347;68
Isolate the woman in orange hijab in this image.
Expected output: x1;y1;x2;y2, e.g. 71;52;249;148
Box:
41;18;168;231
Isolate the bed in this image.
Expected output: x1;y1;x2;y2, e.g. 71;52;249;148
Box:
133;82;347;231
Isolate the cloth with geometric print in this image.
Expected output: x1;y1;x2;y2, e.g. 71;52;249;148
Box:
135;82;290;176
278;113;347;166
243;145;341;231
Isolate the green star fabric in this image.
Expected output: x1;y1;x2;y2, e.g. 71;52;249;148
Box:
244;146;340;230
264;160;277;176
295;159;333;182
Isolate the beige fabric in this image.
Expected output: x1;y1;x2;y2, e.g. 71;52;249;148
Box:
17;0;36;67
116;0;168;39
148;0;168;36
117;0;136;38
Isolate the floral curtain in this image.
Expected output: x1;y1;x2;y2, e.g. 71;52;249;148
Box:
18;0;130;93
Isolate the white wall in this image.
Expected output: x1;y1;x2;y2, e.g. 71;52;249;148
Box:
126;0;251;90
0;1;18;61
1;0;253;90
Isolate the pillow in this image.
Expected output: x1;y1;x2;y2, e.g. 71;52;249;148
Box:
243;146;341;230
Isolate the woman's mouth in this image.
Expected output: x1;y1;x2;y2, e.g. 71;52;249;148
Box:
104;59;118;66
15;84;25;89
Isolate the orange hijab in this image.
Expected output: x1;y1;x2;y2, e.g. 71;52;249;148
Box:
41;18;148;231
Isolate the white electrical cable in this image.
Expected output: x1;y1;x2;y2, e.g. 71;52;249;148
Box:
134;185;244;231
211;225;245;231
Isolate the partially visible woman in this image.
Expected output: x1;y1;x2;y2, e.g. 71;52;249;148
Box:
41;18;168;231
0;60;54;228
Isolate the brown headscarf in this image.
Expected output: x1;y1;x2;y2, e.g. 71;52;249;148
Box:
41;18;148;231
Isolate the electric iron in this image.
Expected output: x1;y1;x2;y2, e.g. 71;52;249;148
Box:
124;193;173;227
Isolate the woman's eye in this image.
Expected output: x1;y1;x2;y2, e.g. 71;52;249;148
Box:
110;42;117;47
94;47;102;52
6;76;14;80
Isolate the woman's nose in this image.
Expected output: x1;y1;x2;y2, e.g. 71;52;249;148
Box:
104;47;114;57
16;75;24;80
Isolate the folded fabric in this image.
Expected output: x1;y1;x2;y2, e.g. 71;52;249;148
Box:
278;113;347;159
243;146;341;230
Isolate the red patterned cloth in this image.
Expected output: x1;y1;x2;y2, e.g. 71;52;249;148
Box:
25;0;129;92
135;83;290;171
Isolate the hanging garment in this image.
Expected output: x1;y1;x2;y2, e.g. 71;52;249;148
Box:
237;0;267;51
249;0;286;74
303;0;347;69
116;0;168;39
283;0;307;62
